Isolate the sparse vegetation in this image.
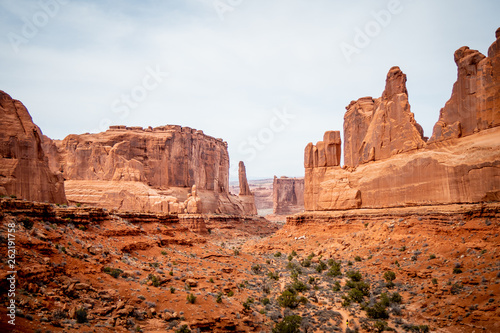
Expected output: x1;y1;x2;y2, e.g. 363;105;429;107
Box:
186;293;196;304
274;251;282;257
272;315;302;333
251;264;262;274
75;307;88;323
22;217;34;230
175;325;191;333
267;271;279;280
104;267;123;278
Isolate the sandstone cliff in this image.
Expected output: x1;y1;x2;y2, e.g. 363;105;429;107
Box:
0;91;66;203
429;27;500;142
238;161;257;215
45;125;251;214
273;176;304;215
343;67;426;168
304;28;500;211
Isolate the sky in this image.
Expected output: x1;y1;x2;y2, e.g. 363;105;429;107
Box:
1;0;499;180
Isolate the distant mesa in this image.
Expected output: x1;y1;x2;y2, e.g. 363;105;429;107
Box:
0;90;258;215
273;176;304;215
304;27;500;211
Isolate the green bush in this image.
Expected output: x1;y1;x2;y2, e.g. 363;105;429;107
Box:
242;297;254;310
327;260;342;277
384;271;396;282
374;320;388;333
429;254;436;260
408;325;429;333
332;281;341;292
104;267;123;278
251;264;262;274
365;302;389;319
380;292;402;307
175;325;191;333
277;290;306;308
22;218;34;230
272;315;302;333
315;260;327;273
216;293;223;303
274;251;282;257
186;293;196;304
75;307;87;323
261;297;270;305
354;256;362;262
346;270;363;282
290;279;308;292
301;258;311;267
148;274;160;287
348;288;365;303
267;271;279;281
453;267;462;274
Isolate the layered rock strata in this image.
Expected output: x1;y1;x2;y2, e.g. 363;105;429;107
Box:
238;161;257;215
430;27;500;142
0;91;66;203
343;67;425;168
45;125;251;214
304;29;500;211
273;176;304;215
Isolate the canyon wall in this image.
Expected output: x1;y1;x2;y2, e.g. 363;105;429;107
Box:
273;176;304;215
45;125;252;214
0;91;66;204
304;28;500;211
430;27;500;142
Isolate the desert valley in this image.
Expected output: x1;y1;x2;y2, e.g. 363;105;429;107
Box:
0;26;499;333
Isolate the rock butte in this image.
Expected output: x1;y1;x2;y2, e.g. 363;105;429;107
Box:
42;125;257;215
273;176;304;215
304;29;500;211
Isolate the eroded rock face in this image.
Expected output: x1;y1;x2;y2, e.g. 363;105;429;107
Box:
237;161;257;215
344;67;426;168
273;176;304;215
45;125;249;214
0;91;66;203
304;131;341;168
304;29;500;211
49;125;230;191
429;29;500;142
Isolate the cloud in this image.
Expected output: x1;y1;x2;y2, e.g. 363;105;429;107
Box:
0;0;499;180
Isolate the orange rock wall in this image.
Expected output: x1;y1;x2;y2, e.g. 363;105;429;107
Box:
273;176;305;215
304;29;500;211
0;91;66;204
430;28;500;142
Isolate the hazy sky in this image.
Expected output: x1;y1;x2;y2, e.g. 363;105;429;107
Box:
1;0;499;180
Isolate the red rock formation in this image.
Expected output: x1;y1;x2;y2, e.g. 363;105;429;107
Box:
45;126;250;214
306;127;500;210
304;131;342;168
344;67;425;167
304;28;500;211
238;161;251;196
238;161;257;215
273;176;304;215
0;91;66;203
430;28;500;142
